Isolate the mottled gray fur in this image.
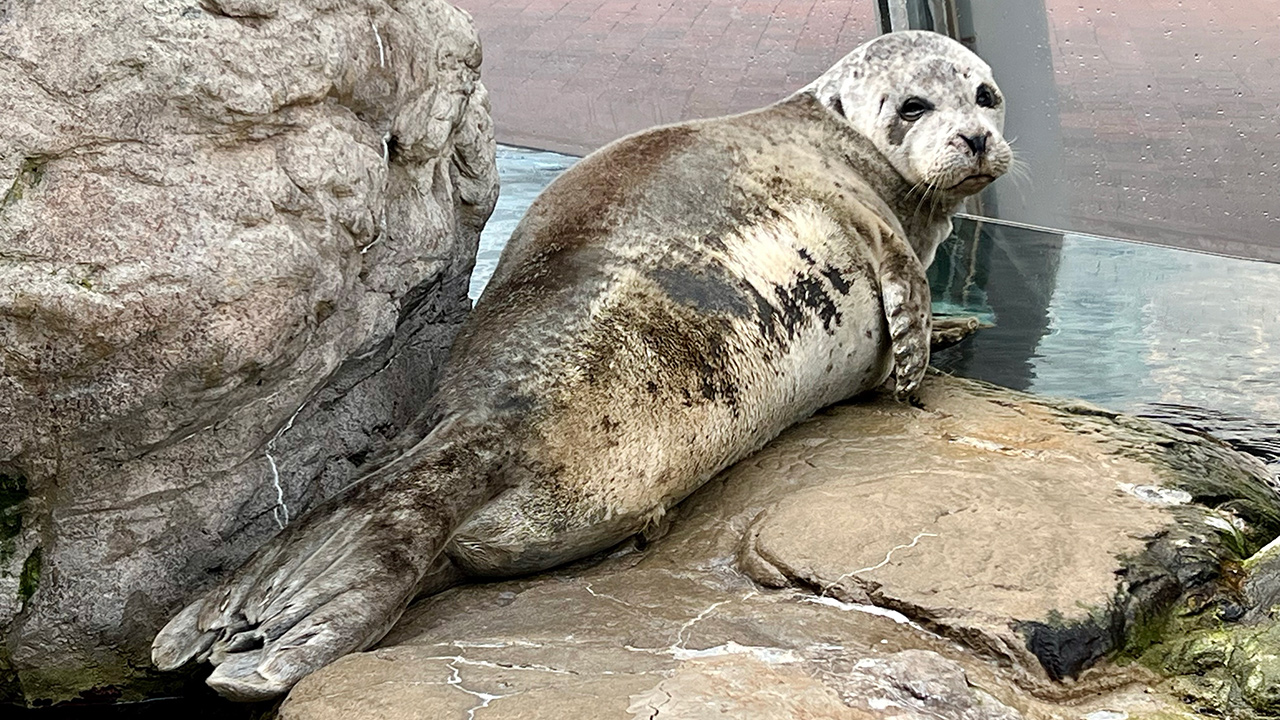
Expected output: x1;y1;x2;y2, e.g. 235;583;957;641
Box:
153;30;1009;701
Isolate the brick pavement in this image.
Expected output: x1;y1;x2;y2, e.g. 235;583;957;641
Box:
454;0;877;155
453;0;1280;260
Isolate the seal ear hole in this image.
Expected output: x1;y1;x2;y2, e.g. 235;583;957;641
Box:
898;97;934;122
976;84;1000;109
829;94;845;118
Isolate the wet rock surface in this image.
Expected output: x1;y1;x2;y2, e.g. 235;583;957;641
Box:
280;374;1280;719
0;0;496;704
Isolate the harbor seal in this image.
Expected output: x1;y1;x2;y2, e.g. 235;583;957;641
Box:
153;30;1011;700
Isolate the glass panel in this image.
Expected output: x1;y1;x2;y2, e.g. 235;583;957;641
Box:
935;1;1280;262
453;0;880;156
932;219;1280;429
458;1;1278;259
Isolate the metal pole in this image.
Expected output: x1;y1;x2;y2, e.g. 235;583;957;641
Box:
930;0;961;38
879;0;909;32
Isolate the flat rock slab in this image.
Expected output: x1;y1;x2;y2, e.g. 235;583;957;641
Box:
280;374;1279;719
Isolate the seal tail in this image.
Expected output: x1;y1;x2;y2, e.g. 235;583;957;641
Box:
152;415;505;701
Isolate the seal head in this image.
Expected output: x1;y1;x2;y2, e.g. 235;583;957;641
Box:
807;31;1012;200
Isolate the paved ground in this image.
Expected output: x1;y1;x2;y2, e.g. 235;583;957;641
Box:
454;0;877;154
453;0;1280;261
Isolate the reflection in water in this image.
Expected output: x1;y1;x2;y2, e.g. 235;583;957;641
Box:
474;147;1280;469
932;219;1280;470
930;219;1062;391
1031;234;1280;423
934;219;1280;425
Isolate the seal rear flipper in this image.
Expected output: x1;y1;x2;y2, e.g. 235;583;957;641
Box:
152;419;507;700
205;575;419;701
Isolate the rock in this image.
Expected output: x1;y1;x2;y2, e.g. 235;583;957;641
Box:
278;374;1279;719
0;0;496;705
738;379;1279;688
1138;535;1280;718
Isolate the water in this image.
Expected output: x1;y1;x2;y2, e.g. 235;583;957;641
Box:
469;146;578;301
473;147;1280;471
929;219;1280;471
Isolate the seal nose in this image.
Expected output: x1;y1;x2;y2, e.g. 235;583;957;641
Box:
960;132;989;156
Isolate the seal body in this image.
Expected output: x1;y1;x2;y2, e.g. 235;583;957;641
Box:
153;30;1011;700
444;102;908;575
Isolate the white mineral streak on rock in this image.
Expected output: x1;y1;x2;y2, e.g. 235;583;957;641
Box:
849;530;937;575
947;434;1042;458
674;600;730;649
671;641;803;664
583;581;633;607
800;595;922;630
818;530;937;597
1204;513;1245;533
370;20;386;68
446;659;507;720
430;654;573;676
264;399;308;528
620;597;803;665
446;640;544;650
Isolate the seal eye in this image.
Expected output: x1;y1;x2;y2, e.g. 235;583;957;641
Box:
976;84;999;109
897;97;933;122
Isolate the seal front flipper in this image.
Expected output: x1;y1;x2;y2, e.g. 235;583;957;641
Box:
152;418;505;701
877;234;932;398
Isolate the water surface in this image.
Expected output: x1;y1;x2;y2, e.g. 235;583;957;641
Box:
469;146;578;301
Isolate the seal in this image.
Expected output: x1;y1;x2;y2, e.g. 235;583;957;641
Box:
152;30;1011;700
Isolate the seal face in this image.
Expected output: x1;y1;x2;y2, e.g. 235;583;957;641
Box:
807;31;1012;264
152;31;1010;701
810;31;1011;194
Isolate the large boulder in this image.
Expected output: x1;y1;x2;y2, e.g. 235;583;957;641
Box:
278;374;1280;719
0;0;496;705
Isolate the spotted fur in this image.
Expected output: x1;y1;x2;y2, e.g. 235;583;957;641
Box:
153;31;1009;701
